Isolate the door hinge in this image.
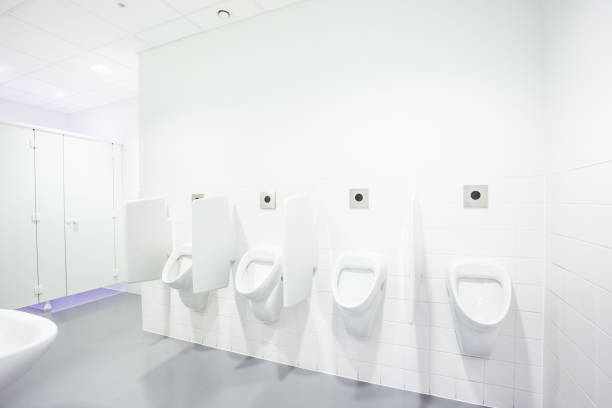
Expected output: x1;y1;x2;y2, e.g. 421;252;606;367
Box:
31;212;40;223
29;139;38;149
33;284;43;295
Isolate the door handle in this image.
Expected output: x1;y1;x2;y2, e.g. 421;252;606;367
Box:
66;218;79;232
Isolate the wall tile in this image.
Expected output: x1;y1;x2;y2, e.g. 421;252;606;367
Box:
485;359;515;387
515;338;543;366
515;364;543;393
430;374;455;399
516;311;544;339
455;378;484;405
485;384;514;408
514;284;544;313
514;390;543;408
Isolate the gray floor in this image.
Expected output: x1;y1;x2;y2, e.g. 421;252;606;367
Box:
0;293;482;408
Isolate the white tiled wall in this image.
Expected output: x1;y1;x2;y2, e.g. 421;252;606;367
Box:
542;1;612;406
543;161;612;408
141;176;546;408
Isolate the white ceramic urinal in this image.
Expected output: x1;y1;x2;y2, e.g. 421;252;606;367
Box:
447;261;512;357
235;194;315;323
399;195;425;324
161;244;208;311
332;252;386;337
235;246;283;322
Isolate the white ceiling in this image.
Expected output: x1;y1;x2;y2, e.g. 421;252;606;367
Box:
0;0;303;114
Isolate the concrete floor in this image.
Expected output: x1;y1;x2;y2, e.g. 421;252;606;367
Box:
0;293;482;408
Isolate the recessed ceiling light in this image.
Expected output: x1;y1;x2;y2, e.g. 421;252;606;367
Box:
90;64;113;75
217;9;231;19
56;91;64;97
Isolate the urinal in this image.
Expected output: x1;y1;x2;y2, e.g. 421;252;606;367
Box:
234;193;315;323
161;244;208;311
234;246;283;323
331;252;386;337
447;261;512;357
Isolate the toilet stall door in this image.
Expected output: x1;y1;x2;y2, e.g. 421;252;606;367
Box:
0;124;38;309
64;137;115;295
34;130;67;302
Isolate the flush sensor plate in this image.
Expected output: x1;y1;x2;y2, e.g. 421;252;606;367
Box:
260;192;276;209
464;185;488;208
349;189;369;209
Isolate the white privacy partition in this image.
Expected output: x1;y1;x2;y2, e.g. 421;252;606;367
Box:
192;196;235;293
400;195;425;324
0;124;38;309
34;130;67;302
282;194;315;307
64;137;116;294
124;198;172;282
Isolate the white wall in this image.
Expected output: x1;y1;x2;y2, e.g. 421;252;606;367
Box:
67;98;137;144
543;1;612;408
544;0;612;171
139;0;547;407
0;98;68;130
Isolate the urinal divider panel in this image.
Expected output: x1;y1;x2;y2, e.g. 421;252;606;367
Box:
192;196;235;293
124;198;173;283
281;193;316;307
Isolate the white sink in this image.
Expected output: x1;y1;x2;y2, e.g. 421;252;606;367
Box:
0;309;57;390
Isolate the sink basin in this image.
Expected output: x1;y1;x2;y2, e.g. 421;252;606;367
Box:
0;309;57;390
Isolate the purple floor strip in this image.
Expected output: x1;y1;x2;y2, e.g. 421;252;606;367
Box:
24;287;121;313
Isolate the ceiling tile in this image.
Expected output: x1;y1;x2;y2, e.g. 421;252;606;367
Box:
0;15;83;63
188;0;263;30
4;76;76;99
256;0;303;10
72;0;179;33
39;100;81;114
0;45;45;83
136;17;200;47
28;65;101;94
95;36;150;69
10;0;126;49
56;52;136;83
0;0;25;14
30;53;136;93
62;90;116;110
0;85;51;106
100;79;138;100
163;0;221;15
